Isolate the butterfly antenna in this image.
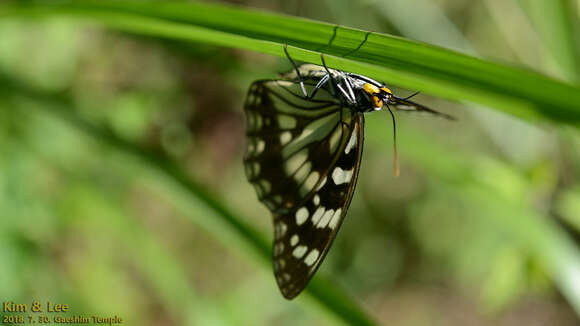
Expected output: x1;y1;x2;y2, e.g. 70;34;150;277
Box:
402;91;420;101
283;44;308;98
386;104;400;177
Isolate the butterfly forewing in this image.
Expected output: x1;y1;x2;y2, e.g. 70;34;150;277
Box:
243;77;364;299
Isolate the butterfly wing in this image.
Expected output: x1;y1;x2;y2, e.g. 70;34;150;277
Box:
243;78;364;299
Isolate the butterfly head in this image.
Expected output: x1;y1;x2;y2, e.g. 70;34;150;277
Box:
362;83;392;110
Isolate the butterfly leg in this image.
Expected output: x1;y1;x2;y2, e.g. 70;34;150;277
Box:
307;73;330;100
341;74;357;104
316;25;339;52
283;44;308;98
342;31;371;57
320;53;357;105
319;53;353;132
332;78;354;104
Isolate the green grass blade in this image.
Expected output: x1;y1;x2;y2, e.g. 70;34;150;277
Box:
2;0;580;127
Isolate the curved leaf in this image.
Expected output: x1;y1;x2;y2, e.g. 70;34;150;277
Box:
2;0;580;127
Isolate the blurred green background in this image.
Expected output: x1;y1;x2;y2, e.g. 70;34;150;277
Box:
1;0;580;325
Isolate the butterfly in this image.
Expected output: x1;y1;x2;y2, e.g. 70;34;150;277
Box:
243;45;453;299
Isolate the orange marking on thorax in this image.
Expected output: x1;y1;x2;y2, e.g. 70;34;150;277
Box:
363;83;380;94
363;83;383;108
381;87;392;94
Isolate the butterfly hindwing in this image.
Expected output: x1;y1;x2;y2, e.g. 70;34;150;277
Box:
272;115;364;299
243;78;364;299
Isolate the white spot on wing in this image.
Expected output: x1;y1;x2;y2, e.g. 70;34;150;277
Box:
290;234;299;246
274;242;285;256
280;131;292;145
317;209;334;228
311;207;325;224
294;161;312;184
275;221;287;239
332;167;353;185
304;249;320;266
247;140;255;153
316;176;327;191
328;208;342;229
300;171;319;196
285;148;308;176
256;140;265;154
295;207;309;225
313;194;320;206
345;130;358;154
328;127;342;153
293;245;308;259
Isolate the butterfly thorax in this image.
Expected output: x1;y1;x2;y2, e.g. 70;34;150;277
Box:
280;64;393;114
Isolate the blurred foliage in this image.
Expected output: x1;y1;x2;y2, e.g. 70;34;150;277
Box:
1;1;580;326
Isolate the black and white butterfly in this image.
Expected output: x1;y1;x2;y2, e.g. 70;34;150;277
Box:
243;45;453;299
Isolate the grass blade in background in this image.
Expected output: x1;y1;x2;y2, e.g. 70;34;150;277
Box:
366;117;580;316
482;0;555;73
521;0;580;83
1;0;580;127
